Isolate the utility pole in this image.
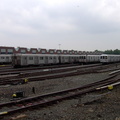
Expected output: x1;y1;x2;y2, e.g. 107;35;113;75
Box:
59;44;61;49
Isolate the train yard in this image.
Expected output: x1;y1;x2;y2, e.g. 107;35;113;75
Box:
0;63;118;86
0;63;120;120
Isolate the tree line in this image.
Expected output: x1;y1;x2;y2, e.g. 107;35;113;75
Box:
94;49;120;54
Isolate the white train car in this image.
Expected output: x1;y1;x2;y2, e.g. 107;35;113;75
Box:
67;55;79;63
12;54;60;67
0;54;12;64
79;55;86;63
60;55;69;63
86;55;100;63
79;55;100;63
100;54;120;63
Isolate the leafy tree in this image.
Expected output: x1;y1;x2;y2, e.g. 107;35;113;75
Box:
103;49;120;54
94;49;120;54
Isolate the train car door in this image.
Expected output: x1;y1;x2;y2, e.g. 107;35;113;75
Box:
62;56;65;63
74;57;77;63
34;56;39;65
53;56;57;64
22;56;27;65
68;56;71;63
6;56;10;63
45;56;48;64
70;56;72;63
0;56;4;63
58;56;61;64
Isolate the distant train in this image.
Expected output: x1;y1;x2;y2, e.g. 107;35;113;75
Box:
100;54;120;63
0;54;12;64
12;54;100;67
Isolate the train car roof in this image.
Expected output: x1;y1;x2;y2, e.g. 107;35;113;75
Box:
13;54;83;57
87;55;100;56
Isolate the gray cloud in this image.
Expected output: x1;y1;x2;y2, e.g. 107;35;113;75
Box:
0;0;120;51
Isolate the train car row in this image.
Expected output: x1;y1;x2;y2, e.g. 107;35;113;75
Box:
12;54;120;67
12;54;100;67
0;54;120;67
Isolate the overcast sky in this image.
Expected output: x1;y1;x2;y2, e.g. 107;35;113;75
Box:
0;0;120;51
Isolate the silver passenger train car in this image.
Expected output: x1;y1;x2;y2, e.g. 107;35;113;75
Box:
12;54;101;67
0;54;12;64
12;54;81;67
100;54;120;63
79;55;100;63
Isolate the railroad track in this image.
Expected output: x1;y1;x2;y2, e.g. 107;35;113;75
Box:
0;63;81;74
0;63;119;74
0;63;119;76
0;74;119;117
0;64;110;85
0;65;11;69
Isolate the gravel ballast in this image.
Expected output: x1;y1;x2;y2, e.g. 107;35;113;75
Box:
0;66;120;120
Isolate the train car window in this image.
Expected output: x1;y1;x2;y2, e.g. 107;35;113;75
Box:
54;57;56;59
45;57;48;59
24;57;27;60
6;57;9;59
1;57;5;59
8;52;13;54
103;56;105;59
29;57;33;60
35;57;38;59
40;57;43;60
49;57;52;60
102;56;105;59
105;56;107;59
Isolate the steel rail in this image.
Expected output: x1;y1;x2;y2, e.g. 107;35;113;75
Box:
0;64;113;85
0;63;101;75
